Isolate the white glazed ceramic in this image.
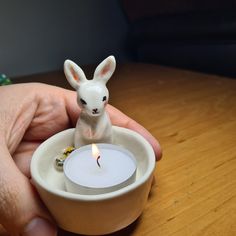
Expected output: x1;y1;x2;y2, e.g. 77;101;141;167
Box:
31;126;155;235
64;56;116;147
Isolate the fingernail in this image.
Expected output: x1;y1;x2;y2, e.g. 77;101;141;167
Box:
23;217;57;236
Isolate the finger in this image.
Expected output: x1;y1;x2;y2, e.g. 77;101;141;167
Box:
13;141;42;178
0;145;57;236
63;89;81;126
107;105;162;161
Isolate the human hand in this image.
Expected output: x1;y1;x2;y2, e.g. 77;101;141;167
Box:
0;83;161;235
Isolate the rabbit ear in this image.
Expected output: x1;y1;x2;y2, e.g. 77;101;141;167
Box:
64;60;87;90
93;56;116;84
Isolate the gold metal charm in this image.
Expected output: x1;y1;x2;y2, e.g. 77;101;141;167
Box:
55;146;76;171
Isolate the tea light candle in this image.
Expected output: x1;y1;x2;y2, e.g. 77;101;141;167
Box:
63;144;137;195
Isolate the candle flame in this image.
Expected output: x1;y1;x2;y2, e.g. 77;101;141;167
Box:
92;143;100;159
92;144;101;167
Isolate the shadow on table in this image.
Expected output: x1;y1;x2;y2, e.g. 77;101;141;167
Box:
58;217;141;236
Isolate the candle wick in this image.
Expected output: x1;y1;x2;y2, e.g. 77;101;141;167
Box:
96;155;101;168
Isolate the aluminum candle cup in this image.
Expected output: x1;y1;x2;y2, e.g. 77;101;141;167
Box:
64;144;137;195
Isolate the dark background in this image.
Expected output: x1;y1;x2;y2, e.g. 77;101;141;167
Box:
1;0;236;78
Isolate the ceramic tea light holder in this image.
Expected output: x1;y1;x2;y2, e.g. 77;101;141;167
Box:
31;127;155;235
30;56;156;235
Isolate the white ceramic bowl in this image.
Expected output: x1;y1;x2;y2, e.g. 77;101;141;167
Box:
31;126;155;235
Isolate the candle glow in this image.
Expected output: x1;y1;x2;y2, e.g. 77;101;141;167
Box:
92;143;101;168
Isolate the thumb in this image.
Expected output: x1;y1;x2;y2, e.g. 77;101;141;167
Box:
0;145;57;236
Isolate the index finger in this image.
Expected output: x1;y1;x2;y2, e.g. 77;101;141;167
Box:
106;105;162;161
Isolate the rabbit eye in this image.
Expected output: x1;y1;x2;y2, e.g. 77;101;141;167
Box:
80;98;87;105
102;96;107;101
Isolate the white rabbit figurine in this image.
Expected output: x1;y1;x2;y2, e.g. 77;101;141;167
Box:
64;56;116;147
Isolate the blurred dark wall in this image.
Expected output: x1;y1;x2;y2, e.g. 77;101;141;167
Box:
2;0;235;78
0;0;128;77
122;0;236;78
122;0;236;21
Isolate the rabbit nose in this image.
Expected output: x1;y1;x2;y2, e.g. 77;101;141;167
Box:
93;108;98;113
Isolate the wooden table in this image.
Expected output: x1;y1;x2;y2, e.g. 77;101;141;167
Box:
2;63;236;235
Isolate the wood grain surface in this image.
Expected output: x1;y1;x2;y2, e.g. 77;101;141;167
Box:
1;63;236;235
